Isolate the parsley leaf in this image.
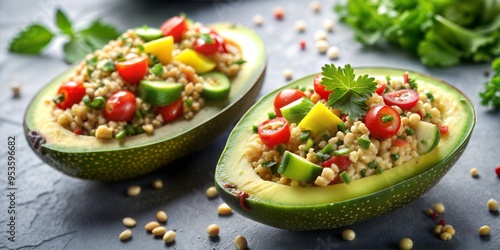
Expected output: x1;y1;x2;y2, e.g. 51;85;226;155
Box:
321;64;376;120
56;9;74;38
9;24;54;54
63;37;93;64
480;57;500;109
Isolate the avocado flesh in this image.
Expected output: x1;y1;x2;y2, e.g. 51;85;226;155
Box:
23;22;267;181
215;68;475;230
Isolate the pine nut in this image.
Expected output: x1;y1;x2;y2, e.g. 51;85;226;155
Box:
342;229;356;241
119;229;132;241
152;226;166;237
151;179;163;189
207;224;220;237
399;237;413;250
127;185;141;197
234;235;248;250
122;217;136;228
145;221;160;232
206;186;218;198
218;203;232;215
163;230;176;243
156;210;168;223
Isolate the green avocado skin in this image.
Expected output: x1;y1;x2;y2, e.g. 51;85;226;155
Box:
214;68;476;230
23;23;267;181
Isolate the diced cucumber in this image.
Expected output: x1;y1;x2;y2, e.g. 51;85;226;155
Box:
200;72;231;100
134;26;163;41
278;151;323;182
357;137;371;150
280;97;315;124
415;121;440;154
138;81;183;106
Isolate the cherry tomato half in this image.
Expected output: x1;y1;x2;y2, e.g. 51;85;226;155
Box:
104;91;137;122
54;81;86;109
365;105;401;139
115;56;148;84
258;117;291;147
313;73;332;100
273;89;306;117
157;98;183;123
160;16;188;42
193;33;222;55
383;89;419;110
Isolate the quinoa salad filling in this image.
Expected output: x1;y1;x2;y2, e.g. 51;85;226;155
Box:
244;64;448;187
51;15;243;139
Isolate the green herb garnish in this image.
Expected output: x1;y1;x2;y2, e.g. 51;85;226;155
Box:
9;9;120;63
322;64;377;120
480;57;500;109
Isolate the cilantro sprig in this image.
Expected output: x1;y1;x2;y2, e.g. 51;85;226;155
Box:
321;64;377;120
9;9;121;63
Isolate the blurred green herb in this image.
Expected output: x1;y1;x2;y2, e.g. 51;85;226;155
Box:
335;0;500;67
480;57;500;109
9;9;121;63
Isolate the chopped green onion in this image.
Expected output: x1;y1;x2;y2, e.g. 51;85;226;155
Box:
102;61;116;72
321;144;334;154
340;171;351;184
87;56;98;67
337;123;346;132
357;137;371;150
420;139;427;145
90;129;96;136
391;153;400;161
276;144;286;155
368;160;378;169
232;59;247;65
52;93;65;104
382;115;394;122
137;44;144;52
268;112;277;119
315;152;329;162
185;98;193;107
305;138;314;151
376;166;383;174
198;33;214;44
322;134;330;141
360;169;367;177
252;125;258;133
83;95;105;110
115;130;127;140
149;54;159;65
425;91;435;101
152;63;164;76
425;112;432;118
333;147;350;156
409;78;418;90
124;125;136;136
134;110;143;119
406;128;415;135
262;161;278;174
134;126;144;134
116;52;123;59
299;130;310;142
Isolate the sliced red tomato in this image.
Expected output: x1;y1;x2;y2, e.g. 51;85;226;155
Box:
375;82;387;95
54;81;86;109
193;33;222;55
365;105;401;139
383;89;419;110
258;117;291;147
392;138;409;147
160;16;187;42
321;155;351;170
115;56;148;84
273;89;306;116
313;73;332;100
157;98;183;122
438;125;448;135
104;91;137;122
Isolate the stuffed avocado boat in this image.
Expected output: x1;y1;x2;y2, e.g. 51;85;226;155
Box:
215;65;475;230
24;16;266;181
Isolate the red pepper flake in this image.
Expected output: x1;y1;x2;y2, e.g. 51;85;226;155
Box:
224;183;236;189
299;39;306;50
273;7;285;20
438;219;446;226
237;191;251;211
74;129;82;135
495;165;500;177
403;71;409;84
431;211;439;219
438;125;448;135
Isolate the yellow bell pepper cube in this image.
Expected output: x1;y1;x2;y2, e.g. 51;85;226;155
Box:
298;102;344;136
174;48;216;74
143;36;174;65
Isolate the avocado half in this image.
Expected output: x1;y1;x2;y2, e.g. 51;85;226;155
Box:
215;68;476;230
23;23;266;181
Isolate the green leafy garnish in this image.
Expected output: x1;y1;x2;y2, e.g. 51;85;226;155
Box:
8;8;120;63
321;64;377;120
198;33;214;44
232;59;247;65
480;57;500;109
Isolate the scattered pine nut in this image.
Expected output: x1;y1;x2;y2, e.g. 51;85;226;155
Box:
145;221;160;232
424;208;434;216
283;69;293;80
122;217;136;228
156;210;168;223
434;224;443;235
152;226;166;237
151;179;163;189
434;203;445;213
309;1;321;13
479;225;491;236
218;203;233;215
323;19;334;32
206;186;218;198
234;235;248;250
273;7;285;20
163;230;176;243
470;167;479;177
294;20;306;33
399;237;413;250
11;84;21;98
342;229;356;241
127;185;141;197
327;46;339;60
207;224;220;237
440;232;452;241
443;224;456;236
487;198;499;212
315;40;329;54
119;229;132;241
313;30;327;41
253;15;264;26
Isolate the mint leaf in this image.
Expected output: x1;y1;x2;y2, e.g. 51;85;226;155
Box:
63;37;93;63
9;24;54;54
56;9;73;37
80;19;121;50
322;64;376;120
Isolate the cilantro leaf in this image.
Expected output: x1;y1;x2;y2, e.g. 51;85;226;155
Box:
9;24;54;54
80;19;121;50
322;64;376;120
56;9;74;37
